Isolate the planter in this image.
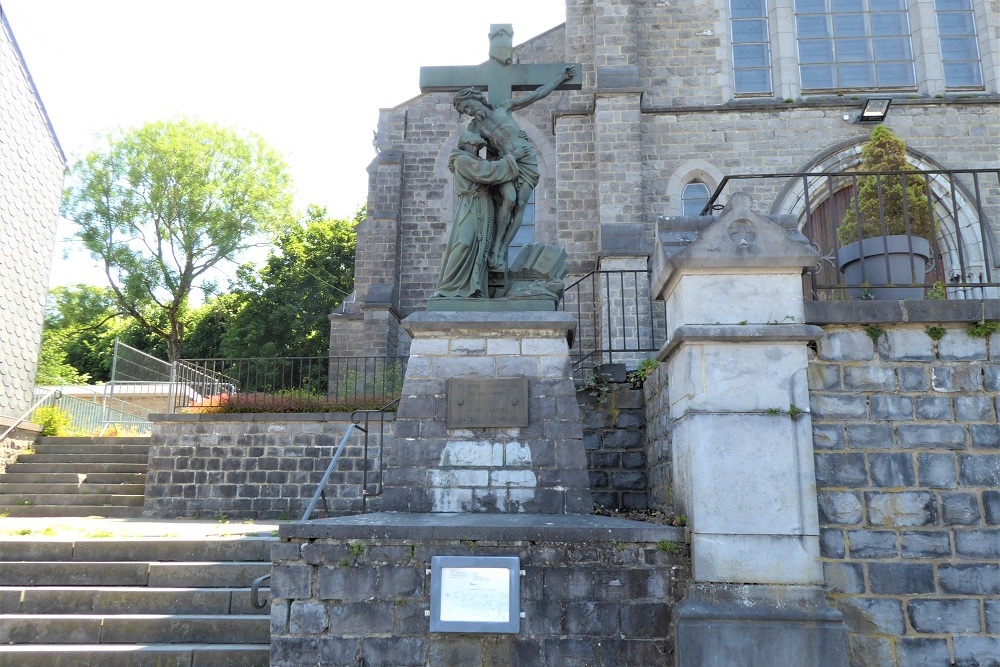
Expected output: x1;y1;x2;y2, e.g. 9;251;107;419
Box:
837;235;932;300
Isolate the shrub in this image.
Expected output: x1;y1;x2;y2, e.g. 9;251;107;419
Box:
837;126;934;246
32;406;72;436
183;391;395;414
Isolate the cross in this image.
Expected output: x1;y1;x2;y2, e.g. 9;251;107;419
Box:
419;24;582;105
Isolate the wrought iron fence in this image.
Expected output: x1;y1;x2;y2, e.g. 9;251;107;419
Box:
702;168;1000;300
561;269;667;378
172;356;407;412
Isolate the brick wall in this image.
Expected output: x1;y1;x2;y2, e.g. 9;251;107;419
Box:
145;414;388;520
809;323;1000;664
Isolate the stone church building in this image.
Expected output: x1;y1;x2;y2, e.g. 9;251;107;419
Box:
331;0;999;361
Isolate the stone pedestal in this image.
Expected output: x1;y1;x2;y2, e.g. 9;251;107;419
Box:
375;311;592;515
652;193;848;666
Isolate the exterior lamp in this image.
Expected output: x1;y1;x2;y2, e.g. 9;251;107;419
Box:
859;98;891;123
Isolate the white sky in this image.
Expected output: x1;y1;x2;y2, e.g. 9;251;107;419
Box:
3;0;567;290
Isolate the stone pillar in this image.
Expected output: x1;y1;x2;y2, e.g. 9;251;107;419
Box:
376;311;592;515
651;192;849;666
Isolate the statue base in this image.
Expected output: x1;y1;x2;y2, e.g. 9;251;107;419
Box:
426;296;556;312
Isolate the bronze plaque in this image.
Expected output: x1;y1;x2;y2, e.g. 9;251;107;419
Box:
447;379;529;428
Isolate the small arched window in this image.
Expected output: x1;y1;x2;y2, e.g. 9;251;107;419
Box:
682;181;711;216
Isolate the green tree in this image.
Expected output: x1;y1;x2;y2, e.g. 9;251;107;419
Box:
62;118;295;363
837;126;934;245
40;284;123;383
221;205;359;358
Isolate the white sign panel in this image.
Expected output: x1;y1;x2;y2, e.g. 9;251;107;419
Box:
429;556;521;633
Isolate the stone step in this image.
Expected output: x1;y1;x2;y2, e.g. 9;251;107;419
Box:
0;472;146;484
0;482;146;495
32;443;150;456
0;504;144;518
0;613;270;644
1;538;274;562
0;561;271;587
37;436;151;446
0;643;268;667
5;462;147;474
0;586;269;615
0;493;144;506
20;453;150;465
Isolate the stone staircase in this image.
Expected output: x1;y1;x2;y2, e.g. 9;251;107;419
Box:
0;436;149;517
0;536;273;666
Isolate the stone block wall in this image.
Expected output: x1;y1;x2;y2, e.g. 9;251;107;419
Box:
578;383;650;511
146;414;389;520
271;527;687;667
809;323;1000;665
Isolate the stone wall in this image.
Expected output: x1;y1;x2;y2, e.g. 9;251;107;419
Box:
271;518;688;667
808;320;1000;665
578;383;650;511
0;419;39;475
145;414;389;520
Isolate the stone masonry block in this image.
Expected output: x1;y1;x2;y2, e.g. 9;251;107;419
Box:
868;562;935;594
814;453;867;487
844;365;896;391
846;424;893;449
271;565;312;599
823;561;865;594
870;395;913;420
818;330;874;361
917;453;958;488
896;638;952;667
985;491;1000;525
939;332;988;360
909;599;982;634
898;424;967;450
868;453;915;487
915;396;952;421
882;330;935;361
898;366;929;391
942;493;982;525
932;365;984;392
955;529;1000;558
317;567;377;601
811;395;867;419
938;564;1000;595
970;424;1000;449
900;531;952;558
959;454;1000;485
289;601;329;634
838;597;905;635
865;491;938;527
813;424;845;450
847;530;897;558
817;491;863;525
820;528;846;558
953;637;1000;667
808;363;840;390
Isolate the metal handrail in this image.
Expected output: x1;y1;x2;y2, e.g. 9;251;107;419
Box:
358;397;400;509
0;388;61;445
300;421;367;521
250;574;271;609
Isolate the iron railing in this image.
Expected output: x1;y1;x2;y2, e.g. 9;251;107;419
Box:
172;356;407;412
701;168;1000;300
561;269;667;377
30;386;153;436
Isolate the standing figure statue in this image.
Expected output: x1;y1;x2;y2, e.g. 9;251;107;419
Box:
452;64;575;270
433;133;531;299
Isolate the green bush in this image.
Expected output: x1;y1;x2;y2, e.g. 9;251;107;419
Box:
33;406;72;436
837;126;934;246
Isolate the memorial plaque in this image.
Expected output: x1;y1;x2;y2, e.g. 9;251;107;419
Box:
430;556;521;633
447;378;528;428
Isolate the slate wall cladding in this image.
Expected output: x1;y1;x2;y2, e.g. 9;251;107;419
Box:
270;532;687;667
0;14;64;418
809;323;1000;665
144;414;387;519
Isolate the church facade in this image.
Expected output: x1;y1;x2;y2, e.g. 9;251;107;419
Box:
331;0;1000;359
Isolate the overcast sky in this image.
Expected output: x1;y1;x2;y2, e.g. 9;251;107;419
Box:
3;0;567;289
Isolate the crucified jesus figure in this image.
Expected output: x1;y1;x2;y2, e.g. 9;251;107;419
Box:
452;64;575;270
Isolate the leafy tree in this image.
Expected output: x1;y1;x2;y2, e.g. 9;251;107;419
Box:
40;284;123;383
221;205;359;359
837;126;934;245
62;118;295;363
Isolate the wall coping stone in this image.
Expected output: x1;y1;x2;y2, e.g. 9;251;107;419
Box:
281;511;683;543
0;416;41;433
806;300;1000;325
659;324;825;360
